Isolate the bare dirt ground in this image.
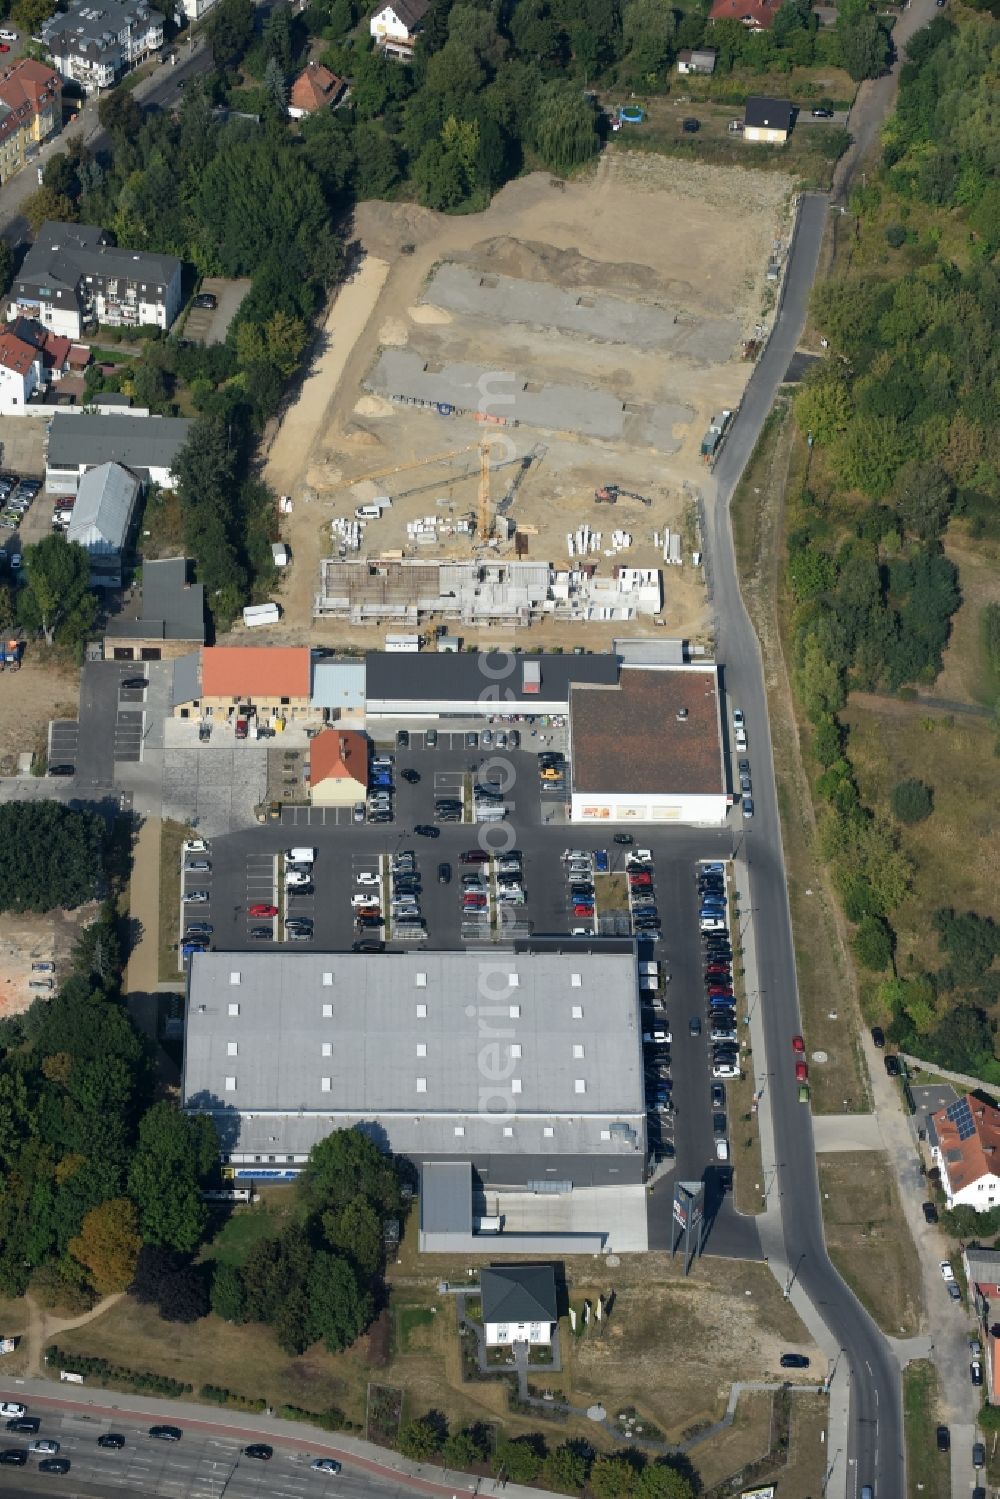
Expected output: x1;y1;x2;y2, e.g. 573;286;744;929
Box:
0;653;79;768
261;154;794;650
0;900;98;1018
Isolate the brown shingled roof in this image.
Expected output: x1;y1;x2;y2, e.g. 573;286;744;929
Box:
570;667;724;797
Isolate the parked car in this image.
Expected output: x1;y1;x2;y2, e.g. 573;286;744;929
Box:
39;1458;71;1473
922;1201;938;1224
248;903;277;918
194;292;218;309
971;1362;984;1387
0;1406;26;1419
939;1260;955;1283
97;1434;125;1449
871;1026;885;1048
936;1426;950;1453
149;1426;182;1441
884;1054;901;1077
312;1458;342;1473
244;1444;273;1461
779;1353;810;1369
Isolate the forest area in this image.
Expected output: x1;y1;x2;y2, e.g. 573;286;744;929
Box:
788;10;1000;1079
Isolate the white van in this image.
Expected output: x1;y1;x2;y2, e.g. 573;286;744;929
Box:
355;505;382;520
287;847;316;865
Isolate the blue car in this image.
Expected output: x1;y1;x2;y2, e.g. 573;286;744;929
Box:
594;850;610;873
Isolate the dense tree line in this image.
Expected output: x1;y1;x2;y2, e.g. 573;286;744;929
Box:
0;907;217;1301
0;803;106;913
398;1416;696;1496
788;9;1000;1081
209;1130;400;1354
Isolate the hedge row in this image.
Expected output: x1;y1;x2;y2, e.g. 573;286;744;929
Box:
199;1385;267;1413
45;1346;192;1398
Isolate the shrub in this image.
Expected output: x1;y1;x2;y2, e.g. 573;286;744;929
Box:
891;778;933;823
886;223;907;248
853;915;894;970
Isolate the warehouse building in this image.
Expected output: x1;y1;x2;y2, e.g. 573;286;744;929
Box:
364;649;619;719
569;663;728;825
45;410;192;492
181;949;647;1194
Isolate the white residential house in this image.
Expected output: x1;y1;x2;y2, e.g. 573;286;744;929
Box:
0;330;42;415
930;1094;1000;1210
480;1265;558;1348
369;0;430;57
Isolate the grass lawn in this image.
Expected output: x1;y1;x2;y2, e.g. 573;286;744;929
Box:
611;96;849;189
844;696;998;992
817;1153;923;1337
595;872;628;915
730;399;868;1115
198;1205;285;1268
903;1360;949;1499
934;531;1000;707
158;818;189;981
395;1305;436;1352
139;487;186;562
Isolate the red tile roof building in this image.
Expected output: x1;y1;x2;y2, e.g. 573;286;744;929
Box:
289;61;345;118
201;646;312;703
930;1093;1000;1209
309;728;369;805
709;0;782;28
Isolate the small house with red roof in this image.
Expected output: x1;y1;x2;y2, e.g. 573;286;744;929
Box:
709;0;782;27
309;728;369;806
288;61;346;119
0;329;43;414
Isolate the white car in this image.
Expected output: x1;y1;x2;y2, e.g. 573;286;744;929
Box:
183;839;209;854
735;726;748;752
732;708;744;730
357;872;380;886
30;1440;59;1455
311;1458;341;1473
713;1062;740;1079
715;1139;730;1162
351;894;380;908
940;1260;956;1283
286;872;311;887
0;1403;25;1418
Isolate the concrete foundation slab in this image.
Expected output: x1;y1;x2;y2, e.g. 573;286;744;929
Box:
484;1184;649;1253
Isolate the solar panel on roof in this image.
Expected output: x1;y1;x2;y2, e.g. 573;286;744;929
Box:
946;1097;975;1140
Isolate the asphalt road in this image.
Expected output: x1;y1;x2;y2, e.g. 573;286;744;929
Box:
708;197;902;1496
0;1403;417;1499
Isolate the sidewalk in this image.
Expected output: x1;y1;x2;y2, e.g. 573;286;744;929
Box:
730;857;852;1499
3;1374;570;1499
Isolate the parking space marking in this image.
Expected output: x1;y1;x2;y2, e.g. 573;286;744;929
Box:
47;718;79;768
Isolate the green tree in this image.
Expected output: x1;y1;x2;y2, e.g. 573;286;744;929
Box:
892;460;954;541
492;1437;542;1483
300;1128;401;1217
0;804;105;914
209;0;255;69
839;12;889;79
541;1442;589;1491
794;361;852;445
853;914;894;970
354;123;402;197
399;1416;442;1461
441;1428;487;1469
890;779;933;824
22;184;76;237
263;54;289;117
0;241;11;301
128;1102;216;1253
637;1463;697;1499
531;81;599;172
589;1454;641;1499
210;1262;247;1323
308;1251;373;1352
17;534;97;648
620;0;676;82
322;1197;384;1277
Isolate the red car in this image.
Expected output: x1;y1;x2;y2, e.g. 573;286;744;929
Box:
795;1061;809;1082
705;965;731;977
792;1034;805;1054
463;896;487;907
0;43;10;52
629;873;653;887
248;903;277;918
235;718;249;740
573;904;595;917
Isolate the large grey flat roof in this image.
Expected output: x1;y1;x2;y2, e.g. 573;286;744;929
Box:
47;412;192;472
365;650;620;705
21;220;178;295
183;950;646;1161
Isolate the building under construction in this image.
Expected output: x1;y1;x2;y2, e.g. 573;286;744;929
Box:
313;557;662;626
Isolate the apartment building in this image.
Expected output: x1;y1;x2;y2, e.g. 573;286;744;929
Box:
10;222;181;339
41;0;163;94
0;60;61;186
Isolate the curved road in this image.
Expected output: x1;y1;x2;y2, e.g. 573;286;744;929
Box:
708;197;902;1497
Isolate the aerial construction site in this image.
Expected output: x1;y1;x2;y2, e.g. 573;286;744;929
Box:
263;153;796;650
